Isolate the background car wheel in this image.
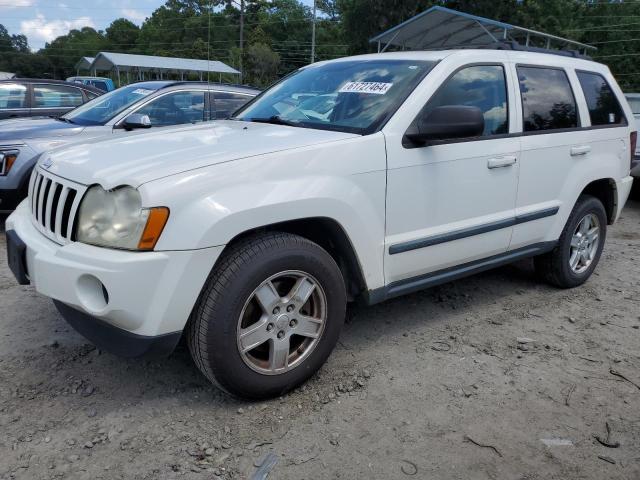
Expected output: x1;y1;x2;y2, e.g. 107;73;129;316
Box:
534;194;607;288
187;232;347;399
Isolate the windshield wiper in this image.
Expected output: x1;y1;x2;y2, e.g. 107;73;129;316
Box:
249;115;299;127
56;117;75;124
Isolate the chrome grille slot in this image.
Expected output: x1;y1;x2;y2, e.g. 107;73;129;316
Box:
29;168;86;244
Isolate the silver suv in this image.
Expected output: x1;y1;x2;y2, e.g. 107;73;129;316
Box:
0;81;259;212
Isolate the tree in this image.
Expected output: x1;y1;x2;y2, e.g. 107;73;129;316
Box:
245;43;280;86
106;19;141;52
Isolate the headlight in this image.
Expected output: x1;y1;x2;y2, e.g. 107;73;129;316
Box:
76;185;169;251
0;150;19;176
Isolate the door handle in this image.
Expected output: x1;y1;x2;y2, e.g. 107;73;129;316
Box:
570;145;591;157
487;156;517;169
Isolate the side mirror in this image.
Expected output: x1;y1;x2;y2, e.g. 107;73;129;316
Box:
122;113;152;130
405;105;485;145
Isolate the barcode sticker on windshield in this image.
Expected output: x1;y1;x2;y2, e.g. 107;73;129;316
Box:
132;88;154;95
339;82;393;95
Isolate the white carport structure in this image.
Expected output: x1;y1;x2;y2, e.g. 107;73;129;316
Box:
74;57;95;75
370;6;596;56
87;52;240;86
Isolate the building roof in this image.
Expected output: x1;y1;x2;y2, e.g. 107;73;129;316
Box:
370;6;595;55
75;57;95;71
89;52;240;75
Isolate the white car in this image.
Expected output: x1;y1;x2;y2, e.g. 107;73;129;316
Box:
624;93;640;176
6;49;636;398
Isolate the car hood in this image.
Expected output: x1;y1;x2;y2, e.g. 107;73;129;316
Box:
0;117;86;142
41;120;360;189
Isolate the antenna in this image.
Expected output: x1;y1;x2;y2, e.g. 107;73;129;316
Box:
207;0;212;86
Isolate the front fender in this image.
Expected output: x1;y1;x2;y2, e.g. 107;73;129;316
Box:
141;134;388;291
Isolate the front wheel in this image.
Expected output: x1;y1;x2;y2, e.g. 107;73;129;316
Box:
534;194;607;288
187;232;347;399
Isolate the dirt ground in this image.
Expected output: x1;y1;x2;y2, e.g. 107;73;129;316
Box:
1;190;639;480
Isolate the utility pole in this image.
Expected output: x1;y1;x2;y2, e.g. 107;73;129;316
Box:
310;0;316;63
239;0;245;83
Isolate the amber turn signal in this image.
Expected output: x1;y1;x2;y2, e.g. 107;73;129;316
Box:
138;207;170;251
1;152;18;175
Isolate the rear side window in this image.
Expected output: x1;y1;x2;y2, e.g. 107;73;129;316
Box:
422;65;509;136
89;81;108;91
577;71;626;126
214;92;253;119
517;66;578;132
33;84;84;108
0;83;27;109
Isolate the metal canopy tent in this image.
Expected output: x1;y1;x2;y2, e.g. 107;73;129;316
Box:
74;57;95;75
88;52;241;86
370;6;596;56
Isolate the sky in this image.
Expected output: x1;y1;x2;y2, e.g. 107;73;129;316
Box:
0;0;315;51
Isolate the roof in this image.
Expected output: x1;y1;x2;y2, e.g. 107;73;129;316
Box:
89;52;240;75
370;6;595;55
122;80;260;94
0;78;103;92
75;57;95;71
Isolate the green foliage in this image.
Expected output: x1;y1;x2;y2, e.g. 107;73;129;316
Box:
0;0;637;90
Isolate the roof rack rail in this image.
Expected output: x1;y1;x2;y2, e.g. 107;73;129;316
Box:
458;40;593;59
370;7;596;58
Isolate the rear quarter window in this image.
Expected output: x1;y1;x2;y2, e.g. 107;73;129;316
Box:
517;66;578;132
576;71;626;126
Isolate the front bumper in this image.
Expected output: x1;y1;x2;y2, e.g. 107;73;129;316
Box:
6;201;224;356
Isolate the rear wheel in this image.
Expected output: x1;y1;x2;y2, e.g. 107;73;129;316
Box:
187;232;346;399
534;195;607;288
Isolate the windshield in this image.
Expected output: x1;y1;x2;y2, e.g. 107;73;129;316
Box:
63;84;160;126
235;60;435;134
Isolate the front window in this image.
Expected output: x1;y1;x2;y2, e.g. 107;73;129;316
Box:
420;65;509;136
63;84;161;126
134;91;206;126
235;60;435;134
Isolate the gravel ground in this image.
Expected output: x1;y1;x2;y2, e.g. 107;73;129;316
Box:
1;190;639;480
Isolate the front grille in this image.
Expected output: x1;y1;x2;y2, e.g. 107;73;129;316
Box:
29;168;86;244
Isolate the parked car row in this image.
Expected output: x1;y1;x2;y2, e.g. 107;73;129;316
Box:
0;81;260;211
3;49;637;399
625;93;640;176
66;76;116;92
0;78;104;120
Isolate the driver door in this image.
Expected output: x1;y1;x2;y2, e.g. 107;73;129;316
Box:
384;63;520;287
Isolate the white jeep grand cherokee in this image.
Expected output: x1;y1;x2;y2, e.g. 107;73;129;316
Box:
6;50;636;398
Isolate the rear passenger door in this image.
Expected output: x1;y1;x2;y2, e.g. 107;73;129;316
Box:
0;82;30;119
509;63;627;250
32;84;85;118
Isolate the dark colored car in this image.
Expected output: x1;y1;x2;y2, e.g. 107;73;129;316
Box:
0;81;260;212
0;79;103;120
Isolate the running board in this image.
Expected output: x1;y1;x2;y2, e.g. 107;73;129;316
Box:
365;242;557;305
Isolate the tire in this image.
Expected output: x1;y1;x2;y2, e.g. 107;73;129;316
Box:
534;194;607;288
187;232;347;399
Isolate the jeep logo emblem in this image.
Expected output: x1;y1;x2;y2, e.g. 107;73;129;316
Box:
41;157;53;169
